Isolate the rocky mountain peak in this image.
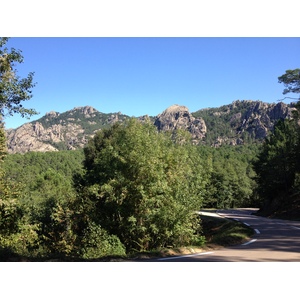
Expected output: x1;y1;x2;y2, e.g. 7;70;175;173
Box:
71;106;97;117
45;111;59;118
239;101;295;139
162;104;189;114
4;106;129;153
193;100;296;146
154;104;207;142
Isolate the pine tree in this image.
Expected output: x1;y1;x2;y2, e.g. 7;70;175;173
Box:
253;119;298;201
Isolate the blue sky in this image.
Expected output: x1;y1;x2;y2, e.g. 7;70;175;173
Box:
3;37;300;129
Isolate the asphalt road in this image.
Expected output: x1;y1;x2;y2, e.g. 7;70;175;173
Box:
154;208;300;262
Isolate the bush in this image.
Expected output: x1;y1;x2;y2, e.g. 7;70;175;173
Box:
80;222;126;260
76;118;210;252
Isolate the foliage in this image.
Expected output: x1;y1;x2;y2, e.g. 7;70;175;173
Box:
253;69;300;214
0;123;19;238
0;126;41;257
3;149;85;194
1;147;125;259
200;215;254;246
278;68;300;95
80;222;126;259
2;152;82;256
253;119;299;200
198;144;259;209
2;122;261;258
0;38;41;258
0;124;6;161
25;168;77;255
0;37;37;119
0;172;23;236
76;118;210;252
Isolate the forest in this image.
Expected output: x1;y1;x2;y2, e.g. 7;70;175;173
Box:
0;121;261;260
1;37;300;260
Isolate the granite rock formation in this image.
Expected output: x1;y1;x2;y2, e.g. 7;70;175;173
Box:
154;104;207;143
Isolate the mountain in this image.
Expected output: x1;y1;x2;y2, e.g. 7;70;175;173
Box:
4;100;296;153
5;106;132;153
193;100;295;146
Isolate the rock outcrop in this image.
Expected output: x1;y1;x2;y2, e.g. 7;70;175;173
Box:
154;105;207;143
5;106;129;154
238;101;294;139
194;100;296;146
5;121;87;153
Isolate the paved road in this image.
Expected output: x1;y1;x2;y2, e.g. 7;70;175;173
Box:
155;208;300;262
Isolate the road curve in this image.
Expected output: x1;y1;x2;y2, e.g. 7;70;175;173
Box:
155;208;300;262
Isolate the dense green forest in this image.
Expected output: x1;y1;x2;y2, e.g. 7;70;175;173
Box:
1;37;300;260
0;125;260;260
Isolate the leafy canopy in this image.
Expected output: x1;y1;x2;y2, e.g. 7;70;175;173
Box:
278;68;300;96
77;118;210;252
253;69;300;211
0;38;39;257
0;37;37;120
253;119;298;200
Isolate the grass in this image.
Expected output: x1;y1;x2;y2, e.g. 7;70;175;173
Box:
200;215;255;247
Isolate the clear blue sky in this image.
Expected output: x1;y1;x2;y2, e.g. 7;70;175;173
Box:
3;37;300;129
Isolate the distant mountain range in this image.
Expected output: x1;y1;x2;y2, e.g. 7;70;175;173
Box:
5;100;296;153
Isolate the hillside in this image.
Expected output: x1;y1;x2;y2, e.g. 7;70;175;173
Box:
5;106;140;153
4;100;296;153
193;100;295;146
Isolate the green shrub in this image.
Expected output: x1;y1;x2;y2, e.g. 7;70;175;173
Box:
80;222;126;260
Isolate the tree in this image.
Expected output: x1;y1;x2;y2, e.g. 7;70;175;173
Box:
202;145;257;209
253;119;298;201
0;38;38;258
251;69;300;215
0;123;27;254
0;37;37;120
0;123;6;162
76;118;209;252
278;68;300;96
278;68;300;171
